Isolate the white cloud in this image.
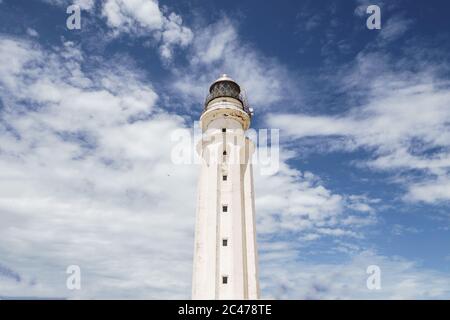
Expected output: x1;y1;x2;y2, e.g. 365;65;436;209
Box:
391;224;421;236
101;0;192;62
172;17;296;108
40;0;192;62
194;19;237;64
102;0;163;30
26;28;39;38
254;155;378;240
158;13;193;61
0;36;196;298
261;249;450;299
379;15;413;43
405;178;450;203
268;70;450;203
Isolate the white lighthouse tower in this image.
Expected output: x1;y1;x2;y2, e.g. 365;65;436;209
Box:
192;74;260;300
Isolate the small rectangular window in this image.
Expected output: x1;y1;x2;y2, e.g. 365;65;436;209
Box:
223;150;227;156
222;239;228;246
222;276;228;284
222;205;228;212
223;175;227;181
222;128;226;133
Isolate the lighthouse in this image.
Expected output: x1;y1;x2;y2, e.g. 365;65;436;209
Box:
192;74;260;300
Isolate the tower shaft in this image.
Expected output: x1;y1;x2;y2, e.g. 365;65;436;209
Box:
192;76;259;300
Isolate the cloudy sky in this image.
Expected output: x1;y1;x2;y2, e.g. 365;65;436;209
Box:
0;0;449;299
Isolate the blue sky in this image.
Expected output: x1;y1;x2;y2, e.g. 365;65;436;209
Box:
0;0;449;299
